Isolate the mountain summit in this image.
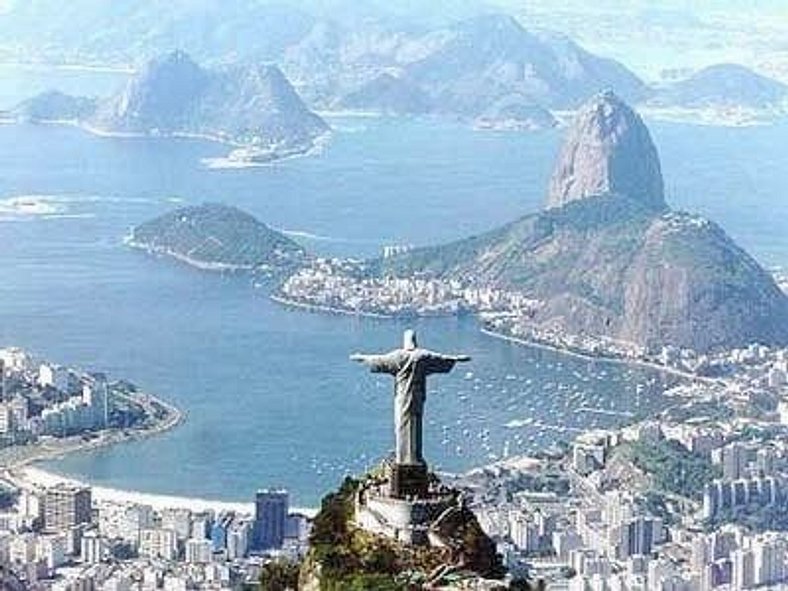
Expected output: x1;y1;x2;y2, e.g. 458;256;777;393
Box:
546;90;665;210
376;93;788;352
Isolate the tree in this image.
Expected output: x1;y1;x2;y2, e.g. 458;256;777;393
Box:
260;559;301;591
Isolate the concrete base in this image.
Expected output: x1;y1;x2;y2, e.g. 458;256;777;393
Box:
354;463;459;546
355;491;456;546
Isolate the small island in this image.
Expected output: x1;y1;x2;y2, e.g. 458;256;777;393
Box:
126;203;308;275
473;96;558;131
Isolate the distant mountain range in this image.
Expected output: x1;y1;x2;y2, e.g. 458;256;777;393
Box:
5;4;786;127
285;14;648;117
1;3;649;127
375;91;788;352
647;63;788;111
0;1;318;64
12;51;329;164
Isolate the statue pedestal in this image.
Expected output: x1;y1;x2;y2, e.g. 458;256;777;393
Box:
353;460;461;546
390;463;428;499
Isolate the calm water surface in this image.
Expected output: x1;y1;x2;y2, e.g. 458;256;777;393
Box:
0;68;785;505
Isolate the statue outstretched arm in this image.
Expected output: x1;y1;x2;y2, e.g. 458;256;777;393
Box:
349;351;402;374
423;351;471;374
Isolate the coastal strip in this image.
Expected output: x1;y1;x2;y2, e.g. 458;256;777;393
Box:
18;119;332;167
269;293;396;319
480;327;720;385
0;385;182;474
4;466;316;518
124;237;253;272
0;386;318;517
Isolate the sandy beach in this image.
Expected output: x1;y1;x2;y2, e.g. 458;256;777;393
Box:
4;450;317;517
8;465;271;515
0;384;318;517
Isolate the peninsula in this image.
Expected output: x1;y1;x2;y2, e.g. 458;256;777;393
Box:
0;346;181;477
280;91;788;355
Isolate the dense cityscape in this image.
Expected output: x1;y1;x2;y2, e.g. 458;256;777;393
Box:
0;348;310;590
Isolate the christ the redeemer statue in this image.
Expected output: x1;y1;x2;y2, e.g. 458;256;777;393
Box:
351;329;470;466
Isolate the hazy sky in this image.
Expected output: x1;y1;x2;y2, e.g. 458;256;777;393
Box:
1;0;786;81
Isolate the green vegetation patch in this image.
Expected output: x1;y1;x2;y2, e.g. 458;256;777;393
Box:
303;477;448;590
618;440;721;500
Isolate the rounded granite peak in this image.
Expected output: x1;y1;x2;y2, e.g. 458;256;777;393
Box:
546;90;666;211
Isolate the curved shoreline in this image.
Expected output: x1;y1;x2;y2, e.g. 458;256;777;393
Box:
9;119;331;168
0;388;186;503
0;387;321;515
0;387;182;472
269;293;397;319
269;292;715;385
479;327;718;385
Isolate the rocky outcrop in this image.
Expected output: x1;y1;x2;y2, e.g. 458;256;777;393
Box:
377;93;788;352
546;90;665;210
12;91;97;123
301;474;504;589
91;51;329;152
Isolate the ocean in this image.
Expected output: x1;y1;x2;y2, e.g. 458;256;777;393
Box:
0;67;785;506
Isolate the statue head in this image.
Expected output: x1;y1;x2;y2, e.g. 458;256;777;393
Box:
403;329;418;351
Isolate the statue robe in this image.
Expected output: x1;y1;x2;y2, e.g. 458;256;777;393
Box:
363;348;460;465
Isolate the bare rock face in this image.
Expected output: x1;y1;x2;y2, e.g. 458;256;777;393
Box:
546;90;665;210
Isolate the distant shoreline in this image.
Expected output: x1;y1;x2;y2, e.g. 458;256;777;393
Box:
0;386;183;472
479;327;716;384
0;61;134;74
6;118;330;167
269;293;395;319
124;237;254;272
270;292;708;383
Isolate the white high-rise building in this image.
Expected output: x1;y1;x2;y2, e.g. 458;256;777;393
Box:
185;537;213;563
161;508;192;541
36;533;67;570
38;364;70;392
99;503;153;545
139;528;178;561
720;443;746;480
753;536;785;587
732;548;755;590
227;520;251;560
80;530;106;564
0;402;13;435
82;376;109;429
9;533;37;564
